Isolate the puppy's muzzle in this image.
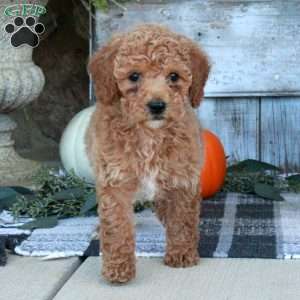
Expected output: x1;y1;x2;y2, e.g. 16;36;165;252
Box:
147;100;166;119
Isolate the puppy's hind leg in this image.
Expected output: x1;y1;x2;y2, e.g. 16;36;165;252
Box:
157;187;201;268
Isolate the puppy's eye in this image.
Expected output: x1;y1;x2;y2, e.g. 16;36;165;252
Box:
168;72;180;82
128;72;140;82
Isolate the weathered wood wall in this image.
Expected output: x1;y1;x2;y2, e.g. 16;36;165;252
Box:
198;97;300;172
93;0;300;172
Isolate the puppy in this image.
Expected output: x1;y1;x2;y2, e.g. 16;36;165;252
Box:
87;24;210;283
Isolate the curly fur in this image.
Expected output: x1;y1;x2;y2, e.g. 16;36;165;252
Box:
87;24;210;283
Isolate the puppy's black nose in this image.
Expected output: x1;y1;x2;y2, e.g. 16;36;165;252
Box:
147;100;166;115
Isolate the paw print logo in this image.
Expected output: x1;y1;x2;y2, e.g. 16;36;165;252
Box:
4;16;45;48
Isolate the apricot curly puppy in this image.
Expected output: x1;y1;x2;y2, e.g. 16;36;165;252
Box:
87;24;210;283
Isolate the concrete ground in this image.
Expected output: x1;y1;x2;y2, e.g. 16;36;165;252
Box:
0;255;80;300
1;255;300;300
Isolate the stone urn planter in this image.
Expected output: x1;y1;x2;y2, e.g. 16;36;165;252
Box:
0;0;47;185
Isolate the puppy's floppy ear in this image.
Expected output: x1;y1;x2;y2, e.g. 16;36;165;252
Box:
88;37;122;104
189;43;210;108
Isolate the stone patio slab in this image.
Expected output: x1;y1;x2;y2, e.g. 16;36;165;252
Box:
54;257;300;300
0;255;80;300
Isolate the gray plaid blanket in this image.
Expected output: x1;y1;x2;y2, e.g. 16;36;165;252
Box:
85;192;300;259
199;192;300;259
1;192;300;266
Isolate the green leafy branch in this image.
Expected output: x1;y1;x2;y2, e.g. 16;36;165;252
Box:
221;159;299;201
91;0;109;10
0;168;152;229
89;0;129;11
1;160;300;229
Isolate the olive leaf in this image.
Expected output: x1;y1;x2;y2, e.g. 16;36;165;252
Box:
9;186;34;195
228;159;280;173
0;187;19;199
80;193;97;215
254;183;284;201
20;216;58;230
0;187;20;211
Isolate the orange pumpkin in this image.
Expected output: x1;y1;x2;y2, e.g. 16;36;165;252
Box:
200;130;226;199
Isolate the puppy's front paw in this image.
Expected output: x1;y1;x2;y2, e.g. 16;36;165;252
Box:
164;250;199;268
102;257;136;283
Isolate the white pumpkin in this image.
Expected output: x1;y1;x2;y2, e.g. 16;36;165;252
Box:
59;105;96;184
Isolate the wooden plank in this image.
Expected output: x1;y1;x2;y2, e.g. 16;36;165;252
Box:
198;98;259;162
260;97;300;172
93;0;300;97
